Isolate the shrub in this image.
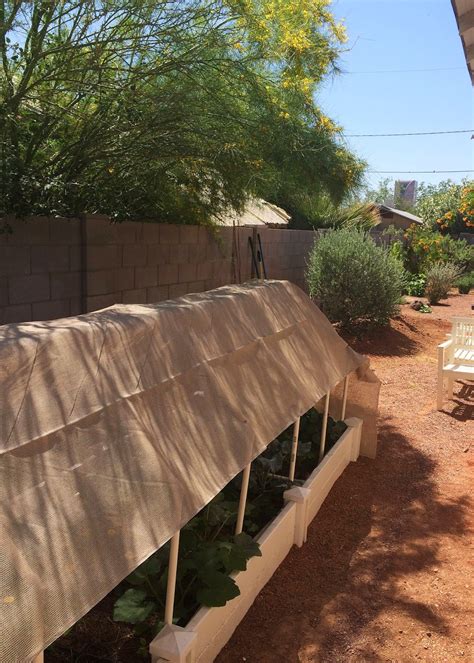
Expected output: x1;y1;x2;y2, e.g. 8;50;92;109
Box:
405;273;426;297
307;228;406;327
425;262;462;304
404;224;474;273
456;273;474;294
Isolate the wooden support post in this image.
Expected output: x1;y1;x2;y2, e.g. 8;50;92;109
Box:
235;463;251;535
32;654;44;663
318;393;330;462
341;375;349;421
164;531;180;626
288;417;300;481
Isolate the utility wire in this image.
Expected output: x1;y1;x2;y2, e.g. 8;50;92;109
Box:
369;170;474;174
345;129;474;137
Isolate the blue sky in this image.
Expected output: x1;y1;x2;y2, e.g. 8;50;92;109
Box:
317;0;474;191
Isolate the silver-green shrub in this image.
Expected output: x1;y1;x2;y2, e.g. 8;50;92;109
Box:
425;262;462;304
307;229;406;327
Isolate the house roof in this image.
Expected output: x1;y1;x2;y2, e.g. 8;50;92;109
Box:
219;199;291;228
378;204;423;225
451;0;474;85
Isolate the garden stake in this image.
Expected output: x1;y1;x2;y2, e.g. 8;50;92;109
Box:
257;233;268;279
164;531;180;625
235;463;251;535
248;237;261;279
318;393;330;462
341;375;349;420
288;417;301;481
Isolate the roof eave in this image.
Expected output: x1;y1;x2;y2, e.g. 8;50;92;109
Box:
451;0;474;85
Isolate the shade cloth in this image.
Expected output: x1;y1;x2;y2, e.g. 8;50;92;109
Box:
0;280;379;662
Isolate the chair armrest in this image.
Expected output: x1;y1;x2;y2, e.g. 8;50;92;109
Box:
438;338;453;367
438;339;453;350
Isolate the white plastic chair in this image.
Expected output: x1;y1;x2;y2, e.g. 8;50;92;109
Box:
437;316;474;410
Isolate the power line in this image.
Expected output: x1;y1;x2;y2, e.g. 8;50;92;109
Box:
369;170;474;174
345;129;474;137
345;66;464;74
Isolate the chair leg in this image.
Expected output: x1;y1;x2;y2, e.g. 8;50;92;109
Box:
447;377;454;401
437;375;444;410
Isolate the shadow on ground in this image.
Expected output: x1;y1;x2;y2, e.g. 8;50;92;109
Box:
342;317;422;358
217;418;471;663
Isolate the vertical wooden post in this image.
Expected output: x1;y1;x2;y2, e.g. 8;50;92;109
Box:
288;417;300;481
341;375;349;420
32;654;44;663
318;393;330;462
235;463;251;535
164;531;180;625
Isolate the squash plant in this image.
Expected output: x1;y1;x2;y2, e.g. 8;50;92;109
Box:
113;496;261;638
113;407;346;650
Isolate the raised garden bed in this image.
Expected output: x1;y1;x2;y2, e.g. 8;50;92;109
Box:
150;417;362;663
45;412;362;663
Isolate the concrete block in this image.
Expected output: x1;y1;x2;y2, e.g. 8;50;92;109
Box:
178;262;197;283
180;225;199;244
158;263;179;285
31;245;69;273
148;243;170;265
32;299;70;321
8;218;49;244
122;288;147;304
168;282;190;298
1;304;32;324
87;245;122;270
123;243;147;267
198;226;211;244
115;221;138;244
191;242;207;263
114;267;135;291
196;261;213;281
85;216;116;244
49;217;81;244
169;244;188;264
206;240;222;260
0;277;7;306
186;280;206;294
9;274;49;304
159;224;181;244
0;246;30;275
135;266;158;288
51;272;82;299
146;285;169;303
87;270;116;296
86;292;122;312
69;298;83;316
142;223;160;243
69;246;82;271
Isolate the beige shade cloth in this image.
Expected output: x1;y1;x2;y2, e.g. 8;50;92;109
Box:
0;280;379;662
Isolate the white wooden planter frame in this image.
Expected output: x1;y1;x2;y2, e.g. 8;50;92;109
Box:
150;416;363;663
29;378;363;663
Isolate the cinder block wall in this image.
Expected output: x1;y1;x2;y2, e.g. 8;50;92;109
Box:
0;215;316;324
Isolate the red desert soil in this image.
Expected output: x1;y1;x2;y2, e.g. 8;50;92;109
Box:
217;294;474;663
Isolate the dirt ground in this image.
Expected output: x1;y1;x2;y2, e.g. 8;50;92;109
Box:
217;294;474;663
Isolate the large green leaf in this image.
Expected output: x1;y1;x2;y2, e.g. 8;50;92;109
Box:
216;541;249;573
113;589;155;624
125;555;162;586
234;532;262;560
196;570;240;607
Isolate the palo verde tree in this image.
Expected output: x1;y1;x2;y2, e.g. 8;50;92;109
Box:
0;0;365;222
